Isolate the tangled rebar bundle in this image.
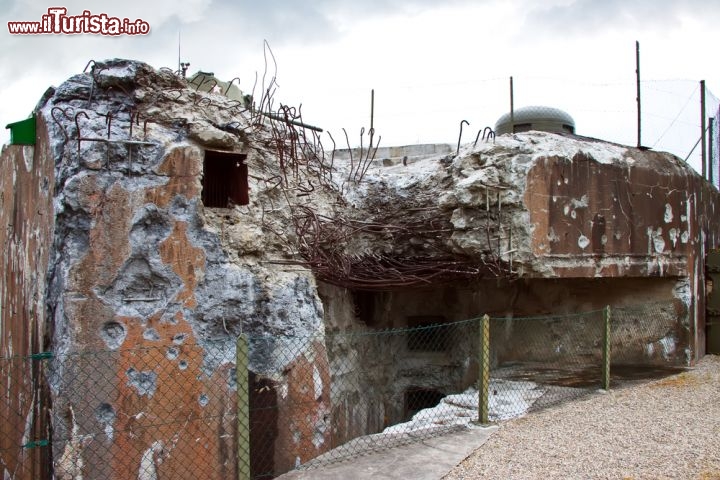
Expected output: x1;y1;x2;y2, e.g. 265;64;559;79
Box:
284;201;513;290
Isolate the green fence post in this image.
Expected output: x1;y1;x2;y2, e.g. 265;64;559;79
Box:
602;306;611;390
478;314;490;424
237;334;250;480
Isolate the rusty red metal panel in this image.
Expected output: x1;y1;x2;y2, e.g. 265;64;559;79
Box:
0;117;55;479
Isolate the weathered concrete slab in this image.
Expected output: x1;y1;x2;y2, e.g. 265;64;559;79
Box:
277;425;498;480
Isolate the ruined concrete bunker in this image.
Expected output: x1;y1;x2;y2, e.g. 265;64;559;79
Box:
2;59;719;479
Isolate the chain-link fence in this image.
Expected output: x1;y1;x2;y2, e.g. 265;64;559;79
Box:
479;309;610;424
709;103;720;189
611;304;690;368
0;304;690;479
244;318;480;478
1;342;240;480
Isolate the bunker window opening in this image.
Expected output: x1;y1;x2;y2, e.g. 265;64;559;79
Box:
202;150;249;208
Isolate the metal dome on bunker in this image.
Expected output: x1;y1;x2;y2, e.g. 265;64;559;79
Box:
495;105;575;135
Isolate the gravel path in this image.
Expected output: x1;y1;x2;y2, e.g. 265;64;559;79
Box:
444;355;720;480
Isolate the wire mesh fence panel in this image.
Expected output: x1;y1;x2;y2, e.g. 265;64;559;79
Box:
709;104;720;189
0;354;52;480
0;304;693;479
2;342;240;480
611;304;690;367
487;310;607;420
246;319;481;477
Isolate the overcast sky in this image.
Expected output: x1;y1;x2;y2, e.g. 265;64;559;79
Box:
2;0;719;174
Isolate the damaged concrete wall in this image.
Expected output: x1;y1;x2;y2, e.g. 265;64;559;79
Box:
313;133;719;446
0;117;55;480
303;130;719;449
342;132;719;362
35;60;332;479
522;148;720;359
319;275;688;444
319;283;475;439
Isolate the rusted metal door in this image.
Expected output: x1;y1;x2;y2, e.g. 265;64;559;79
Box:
706;250;720;354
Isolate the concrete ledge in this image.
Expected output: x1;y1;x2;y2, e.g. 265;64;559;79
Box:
277;424;498;480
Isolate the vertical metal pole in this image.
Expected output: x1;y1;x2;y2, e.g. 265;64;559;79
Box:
716;109;720;187
478;315;490;424
602;306;611;390
370;89;374;132
701;80;707;179
237;335;250;480
509;76;515;130
636;41;642;148
710;117;715;186
716;108;720;187
369;89;375;149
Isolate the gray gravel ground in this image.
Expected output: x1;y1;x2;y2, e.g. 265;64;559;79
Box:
444;355;720;480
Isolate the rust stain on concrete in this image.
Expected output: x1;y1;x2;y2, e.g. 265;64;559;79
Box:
146;147;202;208
274;341;332;474
108;312;235;480
159;221;205;309
524;150;720;359
71;179;133;295
526;153;693;260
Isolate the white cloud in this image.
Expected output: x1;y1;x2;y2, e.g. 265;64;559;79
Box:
1;0;718;175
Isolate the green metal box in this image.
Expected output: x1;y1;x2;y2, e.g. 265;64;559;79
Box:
5;115;36;145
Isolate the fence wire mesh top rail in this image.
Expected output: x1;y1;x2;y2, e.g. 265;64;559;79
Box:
0;305;690;479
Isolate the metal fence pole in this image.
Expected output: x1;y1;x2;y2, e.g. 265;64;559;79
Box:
478;314;490;424
237;334;250;480
602;306;611;390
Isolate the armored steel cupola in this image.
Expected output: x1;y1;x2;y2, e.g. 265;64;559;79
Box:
495;105;575;135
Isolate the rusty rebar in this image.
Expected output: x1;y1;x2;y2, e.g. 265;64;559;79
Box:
342;128;353;186
83;60;97;73
457;120;469;156
74;111;89;154
474;129;483;147
109;113;115;138
224;77;241;95
51;106;73;142
197;78;218;92
483;127;495;143
161;89;183;102
284;193;513;290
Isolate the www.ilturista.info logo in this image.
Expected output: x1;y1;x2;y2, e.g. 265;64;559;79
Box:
8;7;150;35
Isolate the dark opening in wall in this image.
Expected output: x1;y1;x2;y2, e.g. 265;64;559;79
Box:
404;387;445;421
407;315;448;352
513;123;532;133
249;373;277;479
352;291;378;327
202;150;248;208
